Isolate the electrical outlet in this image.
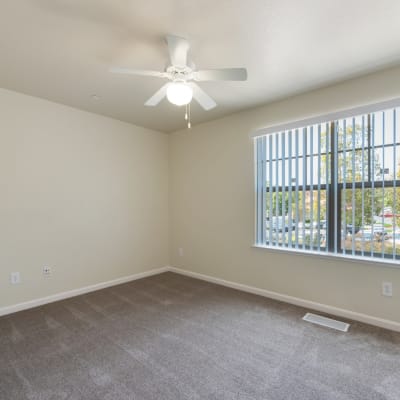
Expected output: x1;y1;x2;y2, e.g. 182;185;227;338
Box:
382;282;393;297
178;248;184;257
10;272;21;285
43;266;51;276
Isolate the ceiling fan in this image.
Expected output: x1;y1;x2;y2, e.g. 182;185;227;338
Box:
110;35;248;111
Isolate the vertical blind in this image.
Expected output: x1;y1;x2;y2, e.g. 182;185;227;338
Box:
255;103;400;261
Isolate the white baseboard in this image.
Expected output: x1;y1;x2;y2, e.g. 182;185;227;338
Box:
168;266;400;333
2;265;400;333
0;266;169;317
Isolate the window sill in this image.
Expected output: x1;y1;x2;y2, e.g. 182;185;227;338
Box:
252;244;400;269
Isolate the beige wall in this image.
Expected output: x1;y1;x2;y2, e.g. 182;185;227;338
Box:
169;66;400;323
3;65;400;323
0;88;169;309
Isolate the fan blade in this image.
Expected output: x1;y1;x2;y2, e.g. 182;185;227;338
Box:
110;67;168;78
190;83;216;110
144;83;170;106
193;68;247;81
166;35;189;67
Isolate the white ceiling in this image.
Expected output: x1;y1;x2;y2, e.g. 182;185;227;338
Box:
1;0;400;133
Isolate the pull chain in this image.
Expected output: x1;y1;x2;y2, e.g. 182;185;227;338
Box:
185;104;188;120
188;102;191;129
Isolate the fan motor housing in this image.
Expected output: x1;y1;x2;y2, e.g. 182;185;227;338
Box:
166;65;194;82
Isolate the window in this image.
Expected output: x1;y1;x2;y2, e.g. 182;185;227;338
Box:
255;101;400;262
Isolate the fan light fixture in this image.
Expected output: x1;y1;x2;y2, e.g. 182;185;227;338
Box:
110;35;248;129
166;82;193;106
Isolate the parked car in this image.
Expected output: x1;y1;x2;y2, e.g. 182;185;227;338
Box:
266;217;295;232
355;229;389;242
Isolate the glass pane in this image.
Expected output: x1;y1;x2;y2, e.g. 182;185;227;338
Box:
266;190;327;249
373;146;397;182
341;187;400;257
337;149;368;183
337;116;367;151
337;115;369;183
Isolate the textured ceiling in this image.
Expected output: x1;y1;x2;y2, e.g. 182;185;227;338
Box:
1;0;400;132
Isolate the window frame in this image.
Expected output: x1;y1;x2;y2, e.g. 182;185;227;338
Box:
254;99;400;265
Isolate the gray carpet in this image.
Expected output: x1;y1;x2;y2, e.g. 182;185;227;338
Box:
1;272;400;400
